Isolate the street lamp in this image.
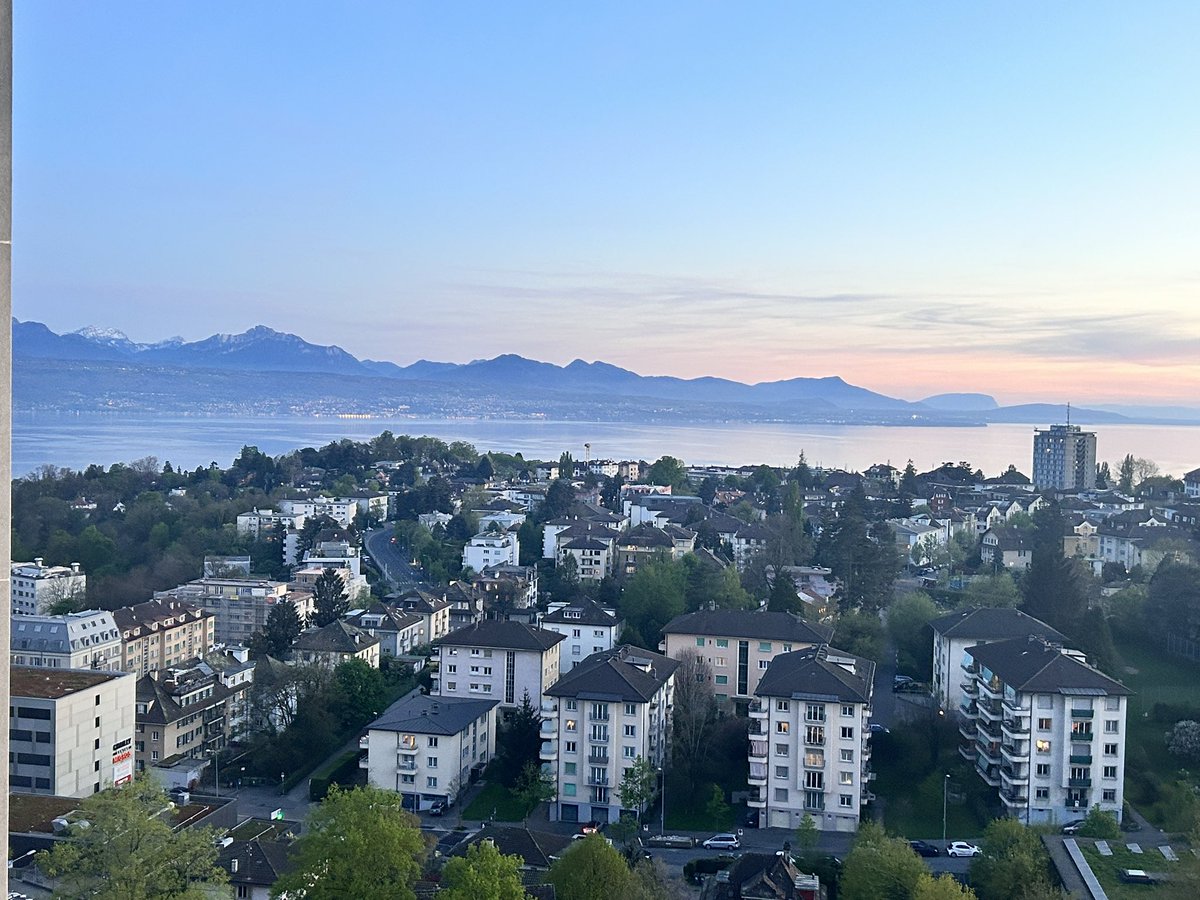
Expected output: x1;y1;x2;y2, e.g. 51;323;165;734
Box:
659;768;666;835
942;774;951;848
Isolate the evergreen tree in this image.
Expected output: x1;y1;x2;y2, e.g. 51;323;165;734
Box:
249;599;302;658
767;566;804;616
310;567;349;627
1020;504;1088;635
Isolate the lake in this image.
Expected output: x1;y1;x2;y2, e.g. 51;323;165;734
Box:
12;414;1199;480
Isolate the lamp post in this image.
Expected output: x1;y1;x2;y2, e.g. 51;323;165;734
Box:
659;768;666;835
942;774;950;848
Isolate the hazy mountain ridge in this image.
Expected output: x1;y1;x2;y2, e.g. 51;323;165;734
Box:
14;319;1190;425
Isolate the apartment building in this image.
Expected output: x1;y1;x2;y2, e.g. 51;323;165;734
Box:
135;662;248;775
291;620;381;670
10;559;86;616
542;645;679;825
10;666;136;797
394;588;452;645
277;497;358;527
346;603;425;658
235;508;307;539
1033;424;1097;491
930;607;1066;713
156;577;315;646
462;530;520;572
660;610;834;711
365;694;499;812
113;598;215;676
10;610;123;671
748;646;875;832
433;621;563;711
540;599;622;673
959;636;1131;825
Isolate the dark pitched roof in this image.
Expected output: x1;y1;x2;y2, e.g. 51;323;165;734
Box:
966;637;1132;696
755;646;874;704
216;838;296;888
292;620;379;654
436;621;565;652
714;853;810;900
929;607;1066;643
449;823;572;869
345;603;423;633
541;598;619;628
547;644;679;702
368;694;499;736
662;609;833;644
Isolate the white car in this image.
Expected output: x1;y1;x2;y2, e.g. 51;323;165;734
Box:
703;833;740;850
946;841;981;858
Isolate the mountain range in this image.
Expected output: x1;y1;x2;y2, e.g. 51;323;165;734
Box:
13;320;1199;425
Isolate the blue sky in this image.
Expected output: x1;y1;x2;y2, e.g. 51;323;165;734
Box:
13;2;1200;404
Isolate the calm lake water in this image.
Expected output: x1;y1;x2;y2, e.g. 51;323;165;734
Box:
12;414;1199;480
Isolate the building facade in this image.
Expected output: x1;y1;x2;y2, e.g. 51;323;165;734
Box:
748;646;875;832
10;559;86;616
156;577;315;646
1033;424;1097;491
540;599;622;673
114;598;215;676
10;610;123;671
433;621;564;711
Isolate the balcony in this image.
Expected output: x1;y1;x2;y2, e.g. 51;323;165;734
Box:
1070;754;1093;765
541;701;558;715
588;733;610;745
1002;695;1025;716
1000;789;1029;806
1001;742;1030;763
587;751;609;765
976;742;1002;765
398;745;418;757
959;720;977;741
1066;797;1090;810
960;680;979;697
1068;777;1092;788
1070;709;1094;719
747;792;765;809
359;735;370;750
977;720;1002;741
397;760;417;772
587;774;610;787
961;658;979;674
748;721;766;737
589;713;610;722
748;766;767;787
1000;764;1028;785
749;740;768;762
540;741;558;761
540;719;557;737
958;742;977;761
979;678;1004;699
978;701;1004;722
1002;717;1029;741
959;701;978;719
976;762;1002;786
749;700;768;720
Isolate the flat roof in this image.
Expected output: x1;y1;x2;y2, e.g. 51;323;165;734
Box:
9;793;80;834
10;666;126;699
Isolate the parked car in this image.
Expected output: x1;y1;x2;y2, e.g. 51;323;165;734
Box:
1119;869;1156;884
894;681;927;694
869;724;890;734
702;833;741;851
743;810;760;828
893;675;914;688
428;800;446;816
1060;819;1086;835
946;841;981;858
168;787;190;804
909;840;940;857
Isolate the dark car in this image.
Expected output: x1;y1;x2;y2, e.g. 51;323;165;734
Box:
894;681;927;694
909;840;940;857
1060;819;1086;835
744;810;760;828
428;800;446;816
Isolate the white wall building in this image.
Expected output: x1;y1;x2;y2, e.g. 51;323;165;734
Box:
433;621;564;711
540;599;622;673
10;667;136;797
960;636;1130;826
235;508;306;539
365;694;499;812
10;559;87;616
748;646;875;832
542;645;678;826
462;530;520;572
11;610;123;671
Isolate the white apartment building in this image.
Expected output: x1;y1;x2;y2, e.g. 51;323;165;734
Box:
11;610;123;671
542;645;679;825
155;577;315;646
346;604;425;658
10;666;136;797
395;588;453;646
660;610;834;711
748;646;875;832
462;530;520;572
235;508;306;539
303;540;364;577
540;599;622;673
433;621;564;712
277;497;358;527
930;607;1066;713
10;559;86;616
960;636;1130;826
365;694;499;812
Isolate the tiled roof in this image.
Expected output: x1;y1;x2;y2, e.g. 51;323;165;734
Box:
541;598;619;628
930;606;1065;643
293;620;379;654
755;646;874;704
546;644;679;702
662;609;833;644
437;621;565;652
967;637;1132;696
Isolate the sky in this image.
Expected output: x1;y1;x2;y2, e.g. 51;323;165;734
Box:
12;2;1200;406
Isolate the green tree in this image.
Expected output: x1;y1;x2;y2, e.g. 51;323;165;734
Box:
645;456;689;492
496;690;544;782
271;785;427;899
513;760;556;821
671;649;718;784
547;833;634;900
961;573;1022;609
249;599;302;659
767;566;804;615
439;840;528;900
1077;805;1120;839
914;872;978;899
839;822;926;900
832;609;885;662
704;784;730;825
887;591;938;679
794;813;820;856
969;818;1055;900
310;567;349;627
37;776;226;900
1118;453;1136;493
617;756;659;826
1021;505;1088;634
619;557;686;649
334;657;387;726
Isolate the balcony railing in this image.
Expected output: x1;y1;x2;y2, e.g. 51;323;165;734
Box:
1001;742;1030;762
960;681;979;697
1069;754;1093;765
978;701;1003;722
1068;777;1092;788
1071;709;1094;719
587;775;610;787
587;751;609;765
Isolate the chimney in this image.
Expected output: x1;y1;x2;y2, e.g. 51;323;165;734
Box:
231;859;239;873
34;557;43;567
72;562;81;573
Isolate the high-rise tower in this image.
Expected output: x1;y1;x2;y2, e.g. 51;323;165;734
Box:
1032;424;1097;491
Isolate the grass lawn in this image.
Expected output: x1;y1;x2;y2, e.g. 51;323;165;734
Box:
461;781;532;822
1080;840;1184;898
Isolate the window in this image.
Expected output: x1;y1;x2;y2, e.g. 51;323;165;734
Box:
427;757;438;768
625;703;636;716
428;737;439;747
840;794;853;808
806;726;825;745
841;705;854;717
804;750;824;767
400;773;415;784
777;700;791;712
696;637;705;647
564;762;576;775
805;703;824;721
623;724;636;737
716;639;728;648
1104;720;1119;734
775;744;789;757
1104;743;1118;756
238;885;251;898
446;682;457;691
566;700;578;711
759;660;770;670
759;642;772;653
839;771;853;785
840;727;854;740
624;746;636;758
1103;789;1117;802
776;722;789;734
564;741;577;753
805;790;824;810
1105;697;1120;711
715;675;728;685
565;719;577;732
1103;766;1117;779
1037;718;1052;730
775;765;789;778
1036;739;1051;753
1036;763;1050;776
446;664;456;673
1037;695;1052;709
782;643;793;652
563;783;576;796
714;657;726;667
804;771;824;790
774;787;788;801
427;777;438;788
1035;787;1049;800
840;749;854;763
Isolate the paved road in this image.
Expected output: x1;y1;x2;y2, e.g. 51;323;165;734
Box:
364;527;426;591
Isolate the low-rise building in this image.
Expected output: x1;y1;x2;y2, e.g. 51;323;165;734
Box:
661;610;834;711
10;666;136;797
135;661;248;778
346;604;425;658
540;599;622;673
462;530;520;572
10;559;86;616
113;598;215;676
291;621;381;670
235;508;306;539
10;610;123;671
959;636;1131;826
433;621;564;711
364;694;499;811
748;645;875;832
542;645;678;825
394;588;452;646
